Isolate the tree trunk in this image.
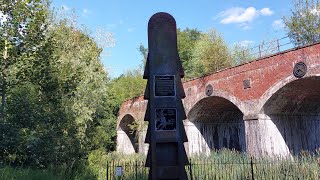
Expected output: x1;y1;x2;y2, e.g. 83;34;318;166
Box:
1;40;8;118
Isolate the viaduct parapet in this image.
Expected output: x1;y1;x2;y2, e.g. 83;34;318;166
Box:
117;43;320;157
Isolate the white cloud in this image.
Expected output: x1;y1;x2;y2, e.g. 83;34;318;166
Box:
61;5;71;11
272;19;285;30
218;7;258;24
217;7;274;25
260;8;274;16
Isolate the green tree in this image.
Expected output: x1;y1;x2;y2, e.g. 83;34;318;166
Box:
230;42;256;65
138;43;148;70
138;28;230;78
1;4;117;167
177;28;202;79
191;29;231;77
109;69;146;105
37;21;116;165
0;0;52;166
0;0;49;117
138;28;202;79
283;0;320;46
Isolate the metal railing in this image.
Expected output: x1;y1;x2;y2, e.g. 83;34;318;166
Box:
105;156;320;180
238;36;293;60
228;36;294;67
183;36;296;81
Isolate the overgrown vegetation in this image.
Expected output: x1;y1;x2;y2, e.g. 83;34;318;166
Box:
108;69;146;106
0;0;117;177
190;29;231;77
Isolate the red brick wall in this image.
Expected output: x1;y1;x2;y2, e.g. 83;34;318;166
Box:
118;42;320;124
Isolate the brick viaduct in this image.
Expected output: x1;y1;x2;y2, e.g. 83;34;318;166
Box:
117;43;320;157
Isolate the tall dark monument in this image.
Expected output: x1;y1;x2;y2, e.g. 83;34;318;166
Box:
143;12;189;179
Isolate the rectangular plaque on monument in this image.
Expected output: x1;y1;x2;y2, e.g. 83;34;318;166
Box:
155;108;177;131
143;12;189;180
154;75;175;96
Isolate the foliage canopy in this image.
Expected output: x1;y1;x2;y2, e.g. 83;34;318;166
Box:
283;0;320;46
0;1;117;169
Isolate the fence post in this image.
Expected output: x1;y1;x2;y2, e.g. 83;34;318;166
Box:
258;45;261;58
242;50;245;62
135;161;138;180
250;156;255;180
106;161;109;180
112;160;115;180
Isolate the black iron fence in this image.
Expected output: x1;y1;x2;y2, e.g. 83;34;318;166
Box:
105;156;320;180
106;161;148;180
235;36;293;60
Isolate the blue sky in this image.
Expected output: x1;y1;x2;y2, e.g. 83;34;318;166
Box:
51;0;293;78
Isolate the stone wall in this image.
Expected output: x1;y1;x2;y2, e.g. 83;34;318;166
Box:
116;130;138;154
184;121;246;155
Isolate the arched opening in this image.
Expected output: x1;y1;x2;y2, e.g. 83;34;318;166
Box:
187;96;246;155
262;76;320;155
117;114;139;154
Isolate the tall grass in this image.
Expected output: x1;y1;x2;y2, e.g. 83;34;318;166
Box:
0;160;97;180
103;149;320;180
1;149;319;180
187;149;320;179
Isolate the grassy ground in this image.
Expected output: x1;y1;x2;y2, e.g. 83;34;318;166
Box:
0;166;60;180
0;151;145;180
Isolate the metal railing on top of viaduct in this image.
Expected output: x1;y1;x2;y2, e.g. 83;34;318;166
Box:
183;36;303;82
232;36;293;61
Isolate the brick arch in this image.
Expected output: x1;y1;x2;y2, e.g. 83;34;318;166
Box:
185;88;245;116
257;72;320;155
185;88;246;153
117;114;136;130
258;72;320;114
117;114;139;154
